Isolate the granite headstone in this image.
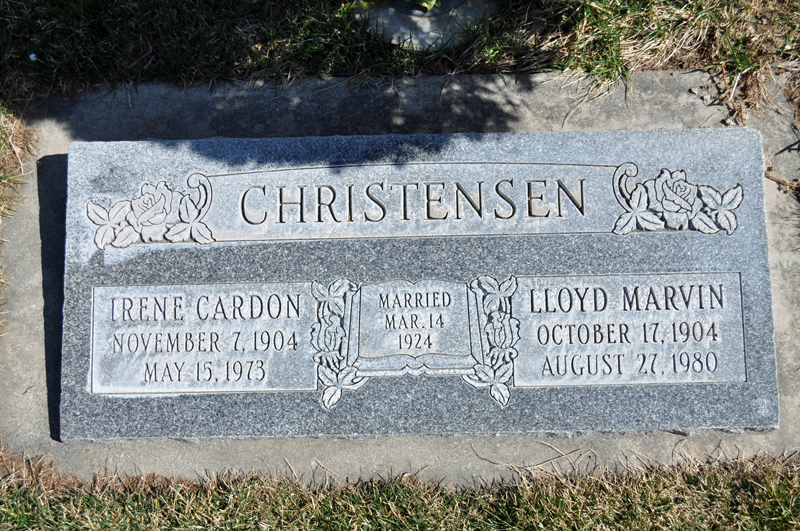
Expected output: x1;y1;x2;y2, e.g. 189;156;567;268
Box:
60;128;778;440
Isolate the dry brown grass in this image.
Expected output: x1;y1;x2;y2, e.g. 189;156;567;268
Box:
1;441;799;530
786;71;800;121
499;0;800;122
0;443;78;495
0;107;32;218
0;104;34;329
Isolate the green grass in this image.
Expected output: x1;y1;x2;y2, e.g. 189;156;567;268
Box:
1;453;799;530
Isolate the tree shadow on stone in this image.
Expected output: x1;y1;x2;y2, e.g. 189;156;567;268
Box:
24;75;541;439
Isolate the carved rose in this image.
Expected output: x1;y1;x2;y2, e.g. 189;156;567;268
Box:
485;311;520;368
310;314;346;354
485;311;519;349
314;350;343;371
126;181;183;242
644;169;702;230
87;175;214;249
613;164;740;236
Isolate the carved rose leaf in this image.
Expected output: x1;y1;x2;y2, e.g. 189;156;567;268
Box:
87;202;108;225
465;363;513;404
191;222;214;244
721;185;743;210
630;184;648;211
637;211;665;231
614;186;646;234
338;366;358;385
495;362;513;384
317;365;364;408
178;194;200;223
318;364;338;387
314;279;354;318
473;276;512;315
499;277;517;298
321;387;342;409
476;276;500;293
474;364;494;383
464;364;494;389
88;201;134;249
700;184;741;236
699;185;722;209
629;185;664;231
717;210;738;235
164;196;214;244
326;298;345;319
165;223;192;243
690;211;719;234
329;279;354;300
613;212;637;235
312;282;328;302
94;226;115;249
108;201;132;225
490;383;510;406
112;224;141;248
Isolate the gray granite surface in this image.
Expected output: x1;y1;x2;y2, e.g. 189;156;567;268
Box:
61;128;777;441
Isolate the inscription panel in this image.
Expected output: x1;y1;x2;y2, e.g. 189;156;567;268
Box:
89;273;747;404
512;273;746;387
210;163;611;241
90;283;318;394
81;159;746;252
355;281;474;377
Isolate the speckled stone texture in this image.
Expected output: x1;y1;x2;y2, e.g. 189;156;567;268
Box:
60;128;777;441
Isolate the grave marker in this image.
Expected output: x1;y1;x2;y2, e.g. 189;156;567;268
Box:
61;129;778;440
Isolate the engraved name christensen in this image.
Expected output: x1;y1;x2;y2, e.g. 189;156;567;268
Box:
239;178;586;225
85;162;745;248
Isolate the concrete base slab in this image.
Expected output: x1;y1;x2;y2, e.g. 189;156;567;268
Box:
4;71;800;483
